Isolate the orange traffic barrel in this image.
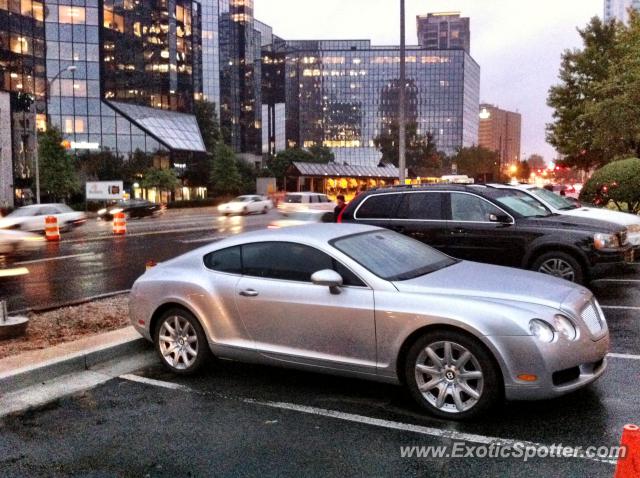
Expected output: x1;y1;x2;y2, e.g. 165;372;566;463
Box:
113;212;127;235
615;424;640;478
45;216;60;241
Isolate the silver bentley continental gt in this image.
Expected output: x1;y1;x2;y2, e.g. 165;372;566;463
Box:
129;224;609;419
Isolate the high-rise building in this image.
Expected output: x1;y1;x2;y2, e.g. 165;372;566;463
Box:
283;40;480;165
604;0;640;22
416;12;470;53
478;104;522;169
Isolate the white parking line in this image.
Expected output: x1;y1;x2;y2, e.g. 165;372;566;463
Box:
119;374;617;465
14;252;96;265
608;353;640;361
594;279;640;283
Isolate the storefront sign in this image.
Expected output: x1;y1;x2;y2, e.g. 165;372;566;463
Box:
86;181;124;200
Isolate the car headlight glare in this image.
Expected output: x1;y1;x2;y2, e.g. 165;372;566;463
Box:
530;319;555;343
97;208;107;215
594;233;620;250
554;314;577;341
110;208;123;214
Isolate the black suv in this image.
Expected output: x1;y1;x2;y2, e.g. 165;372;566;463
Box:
338;184;633;283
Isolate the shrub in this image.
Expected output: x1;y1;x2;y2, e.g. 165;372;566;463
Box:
580;158;640;214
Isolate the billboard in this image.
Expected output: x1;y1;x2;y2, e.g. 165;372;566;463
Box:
86;181;124;200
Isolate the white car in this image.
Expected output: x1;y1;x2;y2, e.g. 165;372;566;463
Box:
277;192;336;215
489;184;640;248
0;204;87;233
217;195;273;216
0;229;44;257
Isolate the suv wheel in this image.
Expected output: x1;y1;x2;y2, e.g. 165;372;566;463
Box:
532;251;584;284
404;330;501;420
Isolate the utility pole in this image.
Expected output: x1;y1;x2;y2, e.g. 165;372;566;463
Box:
398;0;407;183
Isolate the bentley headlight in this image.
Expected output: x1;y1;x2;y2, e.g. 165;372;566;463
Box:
594;233;620;250
530;319;555;343
554;314;577;341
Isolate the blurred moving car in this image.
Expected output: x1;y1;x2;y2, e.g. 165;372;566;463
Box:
277;192;335;215
268;210;334;229
0;229;44;263
130;224;609;420
98;199;163;221
217;195;273;216
489;184;640;251
0;204;86;232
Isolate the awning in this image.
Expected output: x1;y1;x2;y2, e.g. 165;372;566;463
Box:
108;101;206;153
290;162;404;178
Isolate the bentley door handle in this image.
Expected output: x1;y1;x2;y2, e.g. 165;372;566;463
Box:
239;289;259;297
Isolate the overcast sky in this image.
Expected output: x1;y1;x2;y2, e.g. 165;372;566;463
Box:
254;0;604;162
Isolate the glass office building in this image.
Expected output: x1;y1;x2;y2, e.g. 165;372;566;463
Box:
283;40;480;165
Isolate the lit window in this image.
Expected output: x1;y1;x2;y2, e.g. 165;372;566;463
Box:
63;118;84;134
9;35;30;54
58;6;86;24
103;7;124;32
32;0;43;20
20;0;31;17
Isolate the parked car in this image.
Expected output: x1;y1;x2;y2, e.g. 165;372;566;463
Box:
217;195;273;216
130;224;609;420
277;192;335;215
97;199;163;221
0;204;87;233
0;229;44;264
268;210;335;229
488;183;640;252
338;185;634;284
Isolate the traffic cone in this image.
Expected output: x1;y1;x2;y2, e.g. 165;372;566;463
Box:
615;424;640;478
45;216;60;241
113;212;127;235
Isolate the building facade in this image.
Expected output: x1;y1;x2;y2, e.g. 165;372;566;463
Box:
604;0;640;22
478;103;521;169
283;40;480;165
416;12;470;53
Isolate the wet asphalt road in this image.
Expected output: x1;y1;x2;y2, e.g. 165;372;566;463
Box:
1;209;639;477
1;209;274;312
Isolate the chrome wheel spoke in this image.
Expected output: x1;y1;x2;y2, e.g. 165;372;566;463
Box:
455;351;471;368
459;370;482;380
435;385;448;408
416;364;441;376
458;380;480;400
187;335;198;344
425;346;443;368
452;385;465;412
443;342;453;366
419;376;444;392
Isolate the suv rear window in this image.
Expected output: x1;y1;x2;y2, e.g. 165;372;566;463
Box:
355;193;402;219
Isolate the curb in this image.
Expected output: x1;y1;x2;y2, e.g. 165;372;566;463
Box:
0;333;149;395
10;290;131;316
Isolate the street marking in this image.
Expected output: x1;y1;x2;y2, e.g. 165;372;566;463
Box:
601;306;640;311
179;235;228;244
608;353;640;361
14;252;96;265
0;267;29;278
63;226;218;243
119;373;191;391
119;374;617;465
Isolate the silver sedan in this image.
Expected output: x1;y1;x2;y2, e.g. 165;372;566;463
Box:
130;224;609;419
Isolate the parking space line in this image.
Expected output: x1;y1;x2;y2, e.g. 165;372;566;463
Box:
118;374;617;465
14;252;96;265
601;305;640;311
594;279;640;283
608;353;640;361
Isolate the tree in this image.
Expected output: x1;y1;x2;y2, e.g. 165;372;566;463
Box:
236;158;258;194
585;12;640;159
194;99;221;154
527;154;547;171
546;17;621;170
122;149;153;185
267;148;315;188
579;157;640;213
210;142;241;196
140;168;179;200
38;126;79;201
517;160;532;181
450;146;501;181
78;150;124;182
373;121;443;175
308;144;335;163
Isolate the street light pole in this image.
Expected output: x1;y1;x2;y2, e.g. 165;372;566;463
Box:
398;0;407;183
34;64;76;204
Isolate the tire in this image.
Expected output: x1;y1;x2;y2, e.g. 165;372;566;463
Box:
404;329;501;420
262;206;268;214
242;207;249;216
154;308;211;375
531;251;584;284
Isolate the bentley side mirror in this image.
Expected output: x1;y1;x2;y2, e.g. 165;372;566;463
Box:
311;269;343;294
